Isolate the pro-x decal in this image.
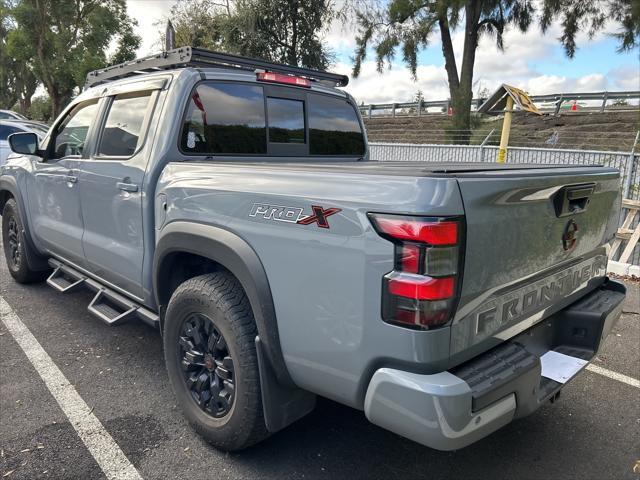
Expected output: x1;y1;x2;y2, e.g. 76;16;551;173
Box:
249;203;341;229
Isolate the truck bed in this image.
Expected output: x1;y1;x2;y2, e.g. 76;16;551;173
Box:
157;159;620;407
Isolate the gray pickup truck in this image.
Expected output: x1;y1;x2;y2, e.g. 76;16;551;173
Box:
0;47;626;452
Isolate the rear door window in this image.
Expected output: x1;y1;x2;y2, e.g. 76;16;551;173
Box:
308;94;364;156
267;97;305;144
181;82;267;154
99;92;153;157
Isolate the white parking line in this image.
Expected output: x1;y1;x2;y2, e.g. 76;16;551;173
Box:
586;363;640;389
0;296;143;480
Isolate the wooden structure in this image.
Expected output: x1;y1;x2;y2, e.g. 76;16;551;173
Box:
610;199;640;264
478;84;542;163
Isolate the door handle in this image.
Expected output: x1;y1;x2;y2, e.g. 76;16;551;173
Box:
117;182;139;192
64;175;78;183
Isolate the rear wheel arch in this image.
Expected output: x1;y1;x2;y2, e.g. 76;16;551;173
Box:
153;221;293;388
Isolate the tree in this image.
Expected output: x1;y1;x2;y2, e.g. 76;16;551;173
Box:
541;0;639;57
162;0;228;51
13;61;37;114
166;0;335;70
352;1;536;140
1;0;37;113
352;0;638;141
7;0;140;117
0;0;18;109
406;89;423;114
26;94;53;122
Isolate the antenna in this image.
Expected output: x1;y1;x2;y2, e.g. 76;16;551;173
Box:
165;20;176;51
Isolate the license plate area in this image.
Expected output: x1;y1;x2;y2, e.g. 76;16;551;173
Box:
452;278;625;413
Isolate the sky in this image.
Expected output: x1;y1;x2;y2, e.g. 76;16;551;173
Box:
126;0;640;105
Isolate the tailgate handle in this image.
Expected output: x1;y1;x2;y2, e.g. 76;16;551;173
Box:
554;183;595;217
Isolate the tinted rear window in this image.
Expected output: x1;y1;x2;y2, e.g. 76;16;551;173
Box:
181;83;266;154
267;97;305;144
309;95;364;156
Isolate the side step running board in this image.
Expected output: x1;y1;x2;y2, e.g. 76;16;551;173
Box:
47;259;160;329
47;265;86;293
88;289;138;326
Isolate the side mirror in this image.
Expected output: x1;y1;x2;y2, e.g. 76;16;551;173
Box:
8;132;39;156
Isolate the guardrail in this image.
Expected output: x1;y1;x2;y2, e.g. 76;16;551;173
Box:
359;90;640;118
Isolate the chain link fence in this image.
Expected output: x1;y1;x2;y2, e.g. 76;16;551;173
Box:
368;142;640;265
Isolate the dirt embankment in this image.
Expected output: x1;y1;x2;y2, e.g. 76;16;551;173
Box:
364;110;640;151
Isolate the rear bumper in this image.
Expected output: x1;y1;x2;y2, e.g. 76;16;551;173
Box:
364;278;625;451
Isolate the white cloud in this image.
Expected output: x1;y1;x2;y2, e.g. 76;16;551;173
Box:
122;2;635;105
127;0;173;56
335;61;449;104
334;60;625;105
609;66;640;90
524;74;608;95
322;17;358;54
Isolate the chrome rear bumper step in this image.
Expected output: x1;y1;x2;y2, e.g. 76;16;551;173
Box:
47;259;159;329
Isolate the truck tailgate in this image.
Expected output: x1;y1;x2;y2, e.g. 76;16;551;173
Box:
450;166;621;362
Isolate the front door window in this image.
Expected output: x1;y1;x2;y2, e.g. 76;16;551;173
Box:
51;101;99;159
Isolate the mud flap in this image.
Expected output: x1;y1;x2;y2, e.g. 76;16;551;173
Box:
255;336;316;432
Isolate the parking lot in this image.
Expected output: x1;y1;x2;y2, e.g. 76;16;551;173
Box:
0;232;638;480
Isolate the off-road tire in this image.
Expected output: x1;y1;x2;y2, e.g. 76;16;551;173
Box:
163;272;269;451
2;199;48;283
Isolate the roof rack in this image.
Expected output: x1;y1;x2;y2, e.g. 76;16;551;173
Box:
85;46;349;89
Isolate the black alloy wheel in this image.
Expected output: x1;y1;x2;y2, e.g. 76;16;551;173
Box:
178;313;236;418
6;214;21;269
164;272;269;450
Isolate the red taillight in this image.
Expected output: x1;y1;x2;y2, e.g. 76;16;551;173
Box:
400;244;420;274
373;217;458;245
388;275;455;300
369;214;463;330
256;72;311;87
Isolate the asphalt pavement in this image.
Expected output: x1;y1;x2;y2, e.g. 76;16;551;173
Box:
1;232;639;480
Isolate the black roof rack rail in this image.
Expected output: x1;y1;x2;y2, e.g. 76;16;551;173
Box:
85;46;349;89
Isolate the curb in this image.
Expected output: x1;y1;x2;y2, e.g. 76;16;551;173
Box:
607;260;640;277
